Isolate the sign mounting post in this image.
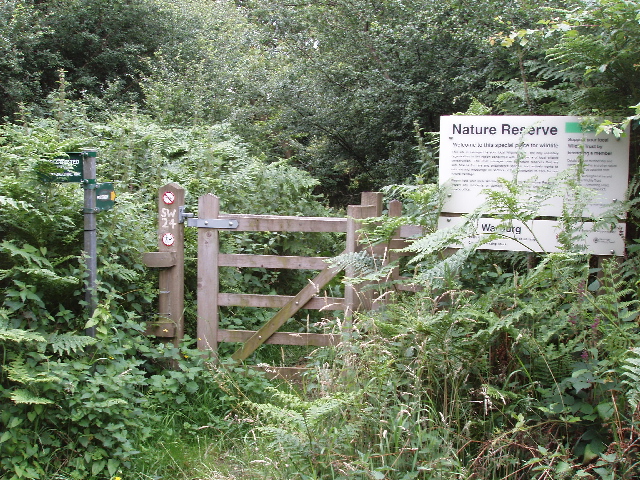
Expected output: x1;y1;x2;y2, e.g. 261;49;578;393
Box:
82;149;98;336
38;149;116;337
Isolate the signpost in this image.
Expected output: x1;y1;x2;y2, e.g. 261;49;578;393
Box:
439;116;630;255
40;149;115;336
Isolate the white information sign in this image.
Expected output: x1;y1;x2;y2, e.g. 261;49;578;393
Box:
439;116;629;217
438;216;626;256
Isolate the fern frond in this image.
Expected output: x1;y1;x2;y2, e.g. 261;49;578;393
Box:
267;387;311;411
0;196;35;213
360;215;413;245
412;244;477;288
327;251;379;277
621;348;640;409
0;240;51;269
9;389;54;405
403;217;478;263
248;388;358;444
47;333;97;355
0;322;47;344
0;267;79;287
254;425;307;449
248;401;306;430
5;356;60;385
304;396;346;429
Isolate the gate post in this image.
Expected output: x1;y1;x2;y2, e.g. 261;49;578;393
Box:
197;194;220;354
143;183;185;346
344;192;383;321
387;199;403;284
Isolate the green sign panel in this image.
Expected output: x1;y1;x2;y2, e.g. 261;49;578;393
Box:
95;183;116;211
39;153;84;183
565;122;596;133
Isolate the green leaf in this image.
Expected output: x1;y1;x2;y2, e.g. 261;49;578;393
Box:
0;431;12;444
593;467;614;480
596;402;614;420
107;458;119;476
572;381;592;392
8;416;23;429
84;317;99;329
186;381;199;393
583;440;605;463
91;460;106;476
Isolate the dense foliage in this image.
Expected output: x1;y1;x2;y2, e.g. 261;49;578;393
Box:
0;0;639;478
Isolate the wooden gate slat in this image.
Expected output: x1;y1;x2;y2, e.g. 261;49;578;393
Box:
219;293;345;310
219;214;347;232
197;194;220;352
218;253;330;269
219;329;340;347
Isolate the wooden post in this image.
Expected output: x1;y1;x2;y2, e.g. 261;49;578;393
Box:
361;192;383;216
344;205;359;321
387;199;403;285
197;194;220;354
145;183;185;346
344;193;382;321
359;192;383;310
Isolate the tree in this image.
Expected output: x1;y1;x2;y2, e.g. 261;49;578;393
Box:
230;0;577;204
492;0;640;118
0;0;182;119
141;0;267;126
0;1;49;118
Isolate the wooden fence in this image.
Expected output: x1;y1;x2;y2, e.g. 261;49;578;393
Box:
143;184;415;373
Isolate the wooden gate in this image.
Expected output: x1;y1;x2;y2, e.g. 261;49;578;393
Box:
143;184;409;371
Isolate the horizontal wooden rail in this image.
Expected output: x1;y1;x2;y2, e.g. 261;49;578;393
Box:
368;242;413;256
219;254;330;269
142;252;177;268
219;214;347;232
254;366;308;380
219;329;340;347
398;224;425;238
219;293;345;310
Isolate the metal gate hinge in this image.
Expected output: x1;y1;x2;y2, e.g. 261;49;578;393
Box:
178;206;194;224
186;218;239;229
179;206;238;229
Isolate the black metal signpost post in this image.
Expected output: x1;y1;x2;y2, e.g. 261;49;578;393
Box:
82;149;98;337
40;149;115;337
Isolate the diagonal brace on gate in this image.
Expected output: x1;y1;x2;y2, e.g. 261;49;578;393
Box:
231;254;344;361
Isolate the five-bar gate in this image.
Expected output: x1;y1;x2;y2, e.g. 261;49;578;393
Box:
143;184;411;371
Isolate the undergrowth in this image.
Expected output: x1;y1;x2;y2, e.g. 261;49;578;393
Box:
1;65;639;480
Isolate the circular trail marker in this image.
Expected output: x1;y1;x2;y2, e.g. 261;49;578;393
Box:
163;191;175;205
162;232;175;246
